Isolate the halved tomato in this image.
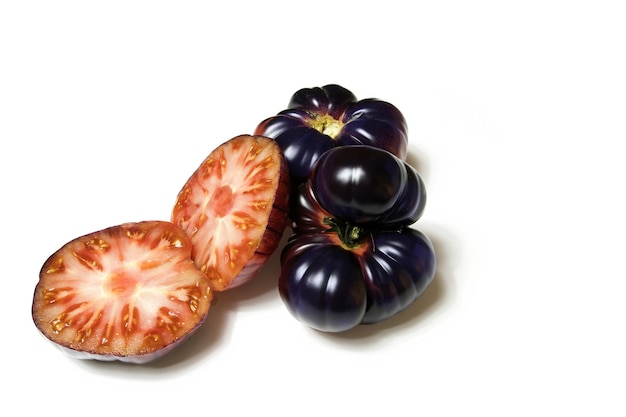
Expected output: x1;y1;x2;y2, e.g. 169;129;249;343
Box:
171;134;290;291
32;221;212;363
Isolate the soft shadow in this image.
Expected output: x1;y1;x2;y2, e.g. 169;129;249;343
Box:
150;229;290;368
210;228;290;307
75;291;236;376
406;148;431;182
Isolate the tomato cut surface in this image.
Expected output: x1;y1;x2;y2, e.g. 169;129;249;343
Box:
172;134;290;291
32;221;212;363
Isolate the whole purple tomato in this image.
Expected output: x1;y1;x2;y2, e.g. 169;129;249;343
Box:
279;146;435;332
254;84;408;184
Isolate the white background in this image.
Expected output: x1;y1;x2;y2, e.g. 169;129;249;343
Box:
2;1;625;415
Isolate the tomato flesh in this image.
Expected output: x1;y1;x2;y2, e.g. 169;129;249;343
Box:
32;221;212;363
172;134;290;291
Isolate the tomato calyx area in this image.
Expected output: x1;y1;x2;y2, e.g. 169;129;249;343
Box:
323;217;370;250
309;114;343;139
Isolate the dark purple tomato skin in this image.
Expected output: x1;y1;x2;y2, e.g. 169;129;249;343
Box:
279;226;436;332
279;147;435;332
288;84;357;118
359;229;436;324
254;84;408;184
311;146;426;228
279;234;367;333
336;99;409;153
275;127;334;183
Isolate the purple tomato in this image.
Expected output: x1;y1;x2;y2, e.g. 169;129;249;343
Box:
254;84;409;184
279;146;435;332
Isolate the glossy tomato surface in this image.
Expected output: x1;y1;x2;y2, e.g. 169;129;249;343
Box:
254;84;408;184
279;146;435;332
280;227;435;332
310;145;426;228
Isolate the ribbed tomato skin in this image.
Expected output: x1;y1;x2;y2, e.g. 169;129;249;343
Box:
279;146;435;332
279;225;436;332
254;84;408;185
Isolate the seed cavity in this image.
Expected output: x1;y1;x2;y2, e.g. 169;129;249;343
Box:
126;228;148;240
247;144;262;160
45;257;65;274
121;304;139;335
50;313;70;333
142;332;161;349
85;237;110;252
157;307;181;333
72;250;102;271
42;287;75;304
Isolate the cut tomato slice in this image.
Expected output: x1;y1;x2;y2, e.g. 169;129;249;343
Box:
32;221;212;363
172;134;290;291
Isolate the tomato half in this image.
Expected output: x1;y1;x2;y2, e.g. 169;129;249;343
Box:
32;221;212;363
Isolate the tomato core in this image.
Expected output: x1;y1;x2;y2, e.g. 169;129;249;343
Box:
103;272;137;297
310;114;343;138
212;185;234;217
